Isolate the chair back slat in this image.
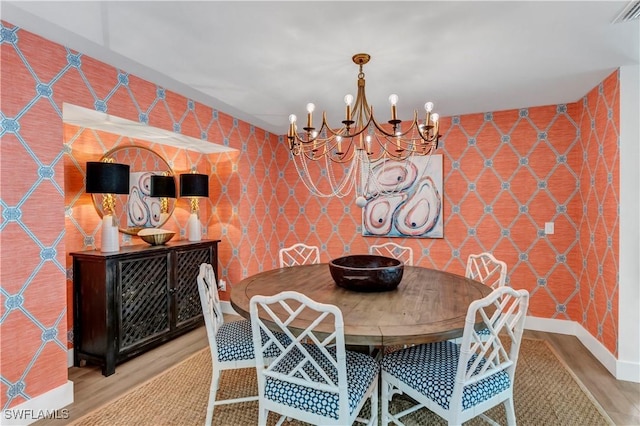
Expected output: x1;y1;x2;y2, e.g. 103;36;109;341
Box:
250;291;350;420
279;243;320;267
454;286;529;404
369;242;413;265
197;263;224;361
465;252;507;289
380;283;527;425
259;302;339;388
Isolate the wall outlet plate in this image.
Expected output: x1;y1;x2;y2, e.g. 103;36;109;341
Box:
218;279;226;292
545;222;555;235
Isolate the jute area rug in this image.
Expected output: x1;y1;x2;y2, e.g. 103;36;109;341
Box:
72;339;614;425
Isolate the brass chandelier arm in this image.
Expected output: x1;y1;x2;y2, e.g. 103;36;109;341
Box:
368;107;414;138
290;107;439;162
292;112;374;143
291;130;436;163
291;112;374;163
368;109;435;141
291;124;437;162
299;142;358;163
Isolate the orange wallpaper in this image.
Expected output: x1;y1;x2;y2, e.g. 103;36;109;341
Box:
575;71;620;354
0;20;620;409
0;22;280;409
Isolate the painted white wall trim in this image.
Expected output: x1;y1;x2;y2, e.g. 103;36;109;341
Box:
220;304;640;382
221;300;239;316
526;316;639;383
525;315;577;336
617;358;640;383
1;381;73;426
573;321;618;379
68;305;640;382
219;304;640;381
618;62;640;384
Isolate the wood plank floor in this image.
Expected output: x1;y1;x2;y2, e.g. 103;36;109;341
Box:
36;322;639;425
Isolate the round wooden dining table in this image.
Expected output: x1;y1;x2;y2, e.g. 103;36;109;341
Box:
230;263;493;347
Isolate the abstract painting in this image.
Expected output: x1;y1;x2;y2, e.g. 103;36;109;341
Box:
127;171;162;228
362;154;443;238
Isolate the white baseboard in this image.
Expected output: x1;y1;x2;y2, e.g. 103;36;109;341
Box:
221;300;240;316
616;358;640;383
524;315;578;335
65;310;638;383
218;306;640;382
217;309;640;381
526;316;639;383
1;381;73;425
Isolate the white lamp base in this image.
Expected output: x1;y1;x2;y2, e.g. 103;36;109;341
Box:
187;212;202;242
101;215;120;252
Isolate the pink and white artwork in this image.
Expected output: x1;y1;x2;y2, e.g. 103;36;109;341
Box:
127;171;162;228
362;154;443;238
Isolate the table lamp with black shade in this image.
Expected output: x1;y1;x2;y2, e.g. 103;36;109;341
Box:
86;161;130;252
150;174;176;226
179;173;209;242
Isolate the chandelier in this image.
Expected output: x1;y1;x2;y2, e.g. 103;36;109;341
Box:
287;53;440;208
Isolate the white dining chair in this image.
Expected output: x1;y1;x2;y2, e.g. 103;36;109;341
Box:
196;263;288;425
445;253;509;346
369;242;413;265
250;290;379;426
381;286;530;426
278;243;320;267
465;252;508;289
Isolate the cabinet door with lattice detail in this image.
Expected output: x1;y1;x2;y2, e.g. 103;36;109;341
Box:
174;246;212;327
118;253;171;351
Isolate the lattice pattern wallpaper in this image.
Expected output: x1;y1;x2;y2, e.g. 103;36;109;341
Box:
576;72;620;353
0;20;619;409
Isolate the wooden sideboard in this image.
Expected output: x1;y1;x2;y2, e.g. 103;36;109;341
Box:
71;239;219;376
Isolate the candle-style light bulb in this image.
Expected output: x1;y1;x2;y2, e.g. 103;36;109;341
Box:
424;102;434;130
306;103;315;129
389;94;399;122
344;94;354;106
344;94;354;121
431;113;440;138
365;135;372;153
288;114;297;139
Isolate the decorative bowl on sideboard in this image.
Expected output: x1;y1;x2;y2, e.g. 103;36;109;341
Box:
328;254;404;292
137;228;176;246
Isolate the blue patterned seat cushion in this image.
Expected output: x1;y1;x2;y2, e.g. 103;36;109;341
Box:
381;340;510;411
216;319;289;362
477;327;491;336
263;344;379;420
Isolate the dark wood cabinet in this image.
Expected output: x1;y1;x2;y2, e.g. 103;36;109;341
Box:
71;239;219;376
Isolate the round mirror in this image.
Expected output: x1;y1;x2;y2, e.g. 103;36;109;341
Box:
91;145;176;235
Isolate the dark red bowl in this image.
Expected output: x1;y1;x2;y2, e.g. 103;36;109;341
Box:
329;254;404;292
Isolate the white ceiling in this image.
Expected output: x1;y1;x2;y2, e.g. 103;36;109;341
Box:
3;1;639;135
